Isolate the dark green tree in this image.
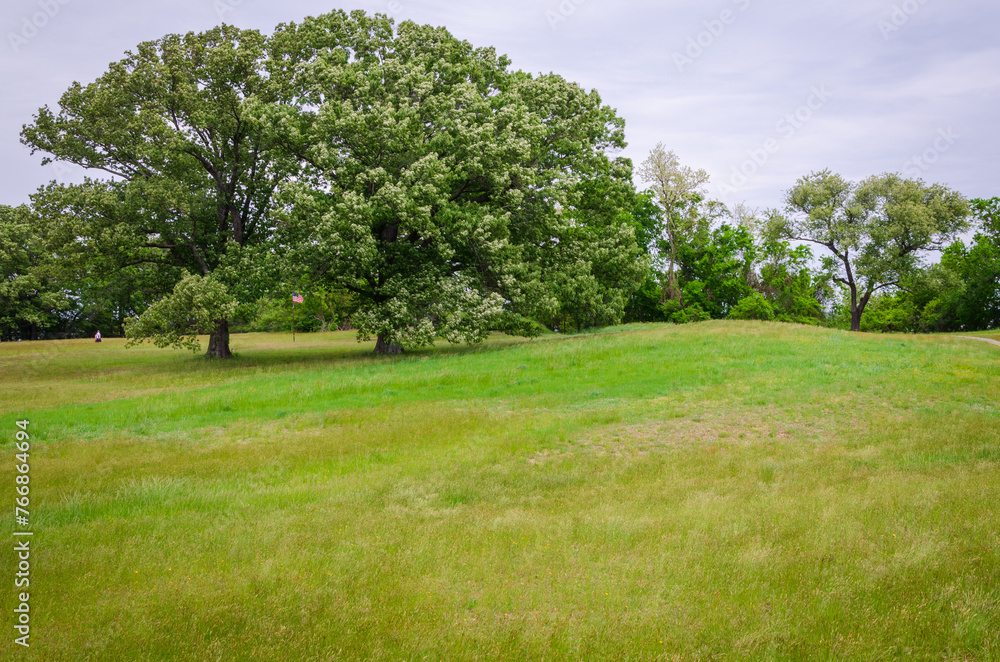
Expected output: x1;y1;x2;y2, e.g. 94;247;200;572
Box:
0;205;70;340
757;240;827;324
21;24;297;357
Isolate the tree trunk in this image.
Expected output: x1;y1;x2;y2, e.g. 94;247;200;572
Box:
850;306;862;332
665;264;678;300
664;223;683;306
374;333;403;354
206;319;233;358
847;279;862;332
851;290;873;332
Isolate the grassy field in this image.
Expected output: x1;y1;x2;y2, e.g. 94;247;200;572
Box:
1;321;998;660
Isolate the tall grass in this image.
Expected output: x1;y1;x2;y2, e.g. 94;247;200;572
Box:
1;322;998;660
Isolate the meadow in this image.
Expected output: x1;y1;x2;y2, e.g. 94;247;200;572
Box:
1;321;998;661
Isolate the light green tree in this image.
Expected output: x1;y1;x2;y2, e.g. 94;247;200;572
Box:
123;273;237;353
637;143;710;302
769;170;969;331
264;11;644;352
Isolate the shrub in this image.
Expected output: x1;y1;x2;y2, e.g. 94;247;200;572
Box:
728;293;775;321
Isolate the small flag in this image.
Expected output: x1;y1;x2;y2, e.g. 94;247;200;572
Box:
292;293;304;304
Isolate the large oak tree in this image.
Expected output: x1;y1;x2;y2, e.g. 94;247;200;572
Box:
263;11;645;352
23;12;644;356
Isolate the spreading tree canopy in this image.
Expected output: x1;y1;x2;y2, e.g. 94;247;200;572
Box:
22;12;645;355
769;170;969;331
263;11;644;352
22;24;296;357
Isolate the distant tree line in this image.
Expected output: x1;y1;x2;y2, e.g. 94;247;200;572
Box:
622;149;996;334
2;12;996;350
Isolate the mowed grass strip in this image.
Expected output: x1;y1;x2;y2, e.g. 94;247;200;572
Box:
1;321;999;660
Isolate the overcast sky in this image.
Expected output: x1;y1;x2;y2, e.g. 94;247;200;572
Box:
2;0;997;213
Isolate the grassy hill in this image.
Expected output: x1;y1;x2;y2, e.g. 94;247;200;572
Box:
2;321;998;660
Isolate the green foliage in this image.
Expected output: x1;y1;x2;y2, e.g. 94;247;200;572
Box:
757;240;827;324
904;237;1000;333
674;222;757;319
904;262;966;333
771;170;969;331
124;273;237;352
61;267;166;338
856;293;915;333
970;197;999;237
243;288;356;334
728;292;775;321
628;190;665;256
945;198;1000;330
532;217;647;332
623;273;668;323
243;298;314;334
301;287;356;332
669;302;711;324
624;188;829;327
265;11;642;349
22;24;297;356
0;204;71;340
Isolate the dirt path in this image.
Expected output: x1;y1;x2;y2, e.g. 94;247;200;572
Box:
955;335;1000;347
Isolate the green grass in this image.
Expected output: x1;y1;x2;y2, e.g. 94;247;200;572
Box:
2;322;999;660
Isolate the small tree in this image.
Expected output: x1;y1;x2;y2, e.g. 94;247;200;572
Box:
124;273;237;355
770;170;968;331
728;292;775;321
